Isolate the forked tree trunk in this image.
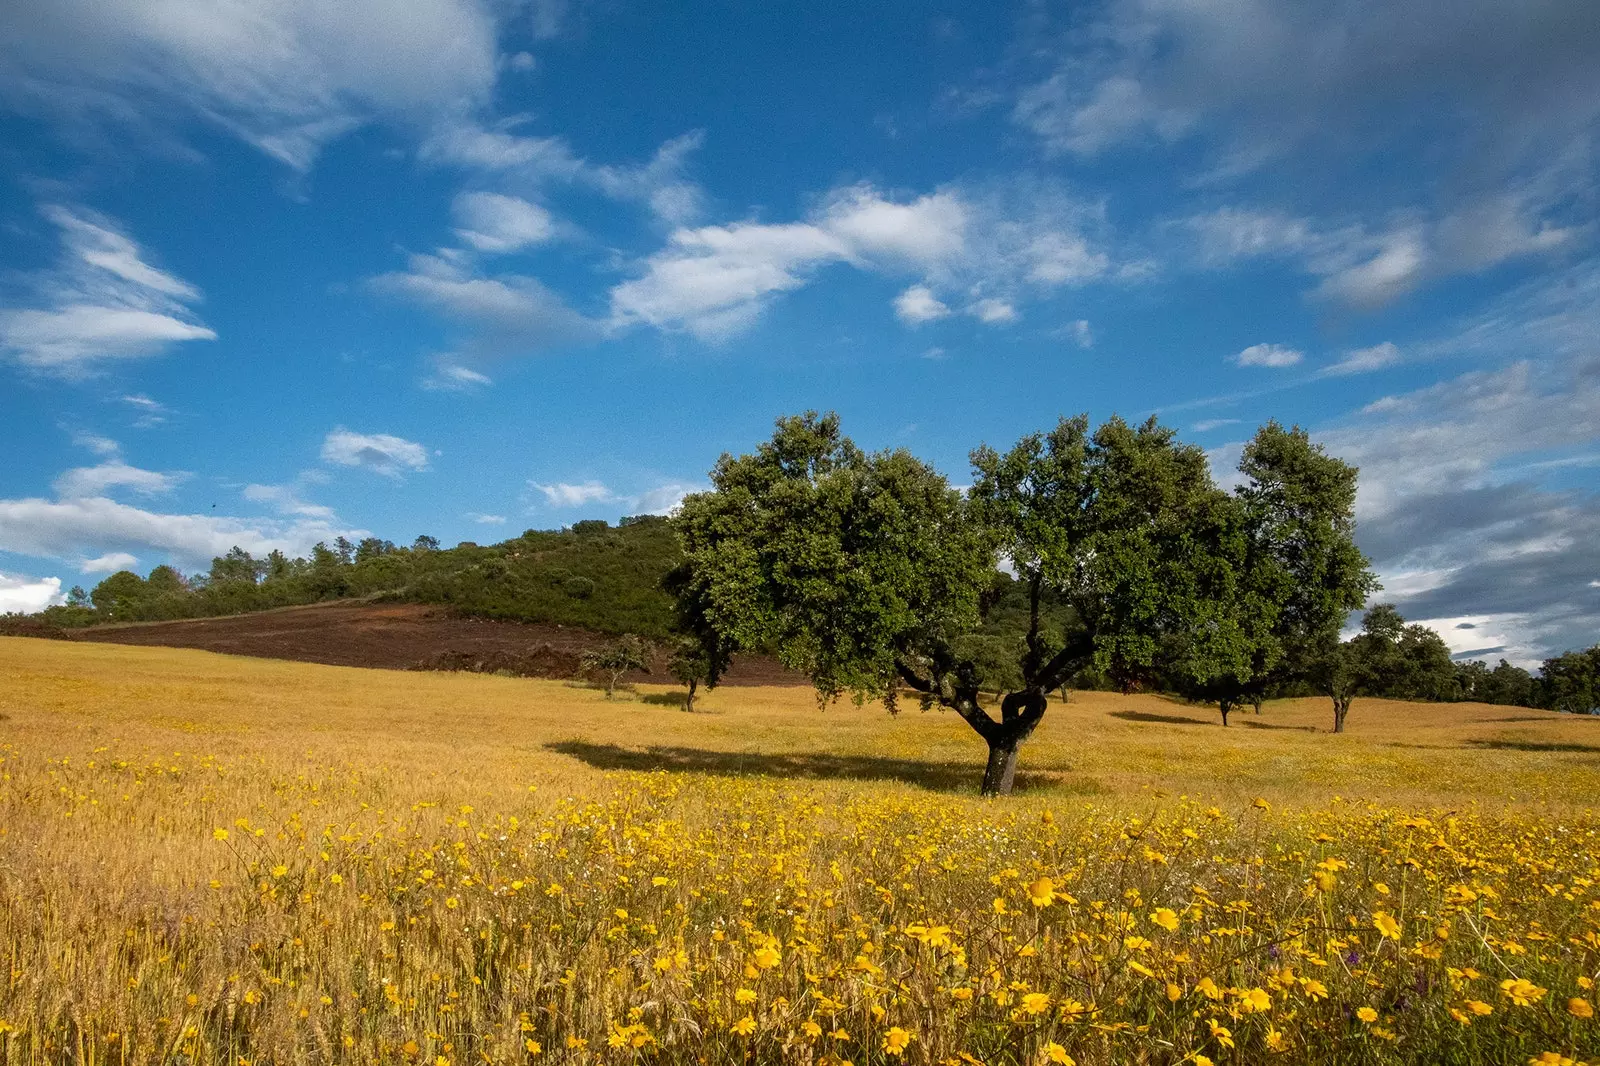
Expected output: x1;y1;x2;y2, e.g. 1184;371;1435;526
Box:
1332;696;1352;733
1219;699;1232;727
683;677;698;713
977;693;1048;797
1251;694;1264;715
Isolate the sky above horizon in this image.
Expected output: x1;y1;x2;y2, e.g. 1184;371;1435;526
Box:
1;0;1597;665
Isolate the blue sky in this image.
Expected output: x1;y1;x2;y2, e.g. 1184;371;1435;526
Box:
2;0;1597;664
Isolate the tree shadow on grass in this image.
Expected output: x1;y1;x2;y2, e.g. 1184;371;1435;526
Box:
1110;710;1214;726
545;740;1075;795
1465;739;1600;754
1238;720;1319;733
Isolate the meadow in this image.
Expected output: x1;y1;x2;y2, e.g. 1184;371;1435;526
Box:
1;636;1597;1065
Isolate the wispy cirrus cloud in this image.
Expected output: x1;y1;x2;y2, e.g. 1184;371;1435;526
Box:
0;206;215;377
0;0;500;170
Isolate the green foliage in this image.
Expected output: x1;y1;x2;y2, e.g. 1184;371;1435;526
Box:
1542;645;1600;714
38;517;682;637
581;635;653;698
673;411;996;706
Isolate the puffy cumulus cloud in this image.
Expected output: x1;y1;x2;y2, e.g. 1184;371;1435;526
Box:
1324;341;1401;376
893;285;951;325
1234;343;1302;368
0;572;64;614
320;429;430;478
451;191;555;253
609;221;850;339
54;461;186;498
81;552;138;574
970;298;1018;324
0;0;500;170
611;181;1113;339
0;495;360;571
530;481;614;507
0;206;215;377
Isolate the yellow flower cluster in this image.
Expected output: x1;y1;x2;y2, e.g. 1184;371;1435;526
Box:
0;741;1597;1065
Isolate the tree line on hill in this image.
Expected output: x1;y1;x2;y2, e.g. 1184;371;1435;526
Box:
20;516;682;638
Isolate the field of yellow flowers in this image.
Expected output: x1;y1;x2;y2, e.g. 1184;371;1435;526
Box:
2;638;1599;1065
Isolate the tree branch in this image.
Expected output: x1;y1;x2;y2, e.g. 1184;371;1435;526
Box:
1029;635;1095;692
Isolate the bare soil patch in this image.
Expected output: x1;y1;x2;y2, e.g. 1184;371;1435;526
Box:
50;601;801;686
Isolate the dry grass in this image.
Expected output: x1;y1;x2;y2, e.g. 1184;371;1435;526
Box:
1;637;1597;1065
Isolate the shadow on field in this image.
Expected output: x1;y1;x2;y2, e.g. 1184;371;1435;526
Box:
1466;739;1600;754
1110;710;1212;726
1238;720;1319;733
545;740;1067;794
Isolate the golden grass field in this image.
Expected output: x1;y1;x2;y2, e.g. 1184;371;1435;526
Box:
2;636;1598;1065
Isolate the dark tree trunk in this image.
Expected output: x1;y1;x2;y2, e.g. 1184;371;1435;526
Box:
1220;699;1232;727
1251;694;1264;715
683;677;698;713
981;735;1022;797
978;691;1048;797
1332;696;1351;733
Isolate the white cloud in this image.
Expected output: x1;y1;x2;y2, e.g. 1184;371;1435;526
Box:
320;429;430;478
452;191;555;253
241;483;334;519
1063;319;1093;348
893;285;950;325
1183;193;1576;311
970;298;1018;325
80;552;138;574
611;179;1114;339
422;360;494;391
466;512;506;524
609;220;849;339
370;251;596;355
0;573;63;614
1013;74;1189;156
0;206;215;376
120;393;172;426
0;496;359;570
1234;343;1303;368
1324;341;1401;376
0;0;500;170
631;483;700;516
72;431;122;458
1192;418;1241;432
531;480;615;507
54;461;185;498
818;185;967;266
1312;231;1428;308
422;124;707;227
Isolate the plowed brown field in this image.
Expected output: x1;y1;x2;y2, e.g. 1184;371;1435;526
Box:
49;600;802;685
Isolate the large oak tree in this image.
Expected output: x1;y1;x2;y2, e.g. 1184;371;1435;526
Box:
670;412;1372;795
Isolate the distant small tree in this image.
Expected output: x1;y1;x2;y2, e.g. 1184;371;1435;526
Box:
66;585;90;608
668;638;710;712
582;636;652;699
413;534;441;552
90;570;149;620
